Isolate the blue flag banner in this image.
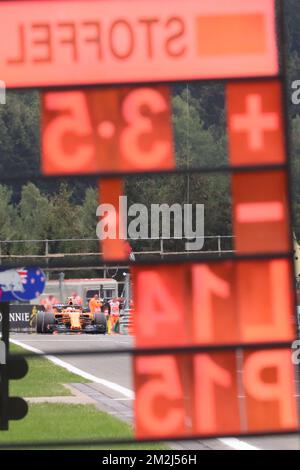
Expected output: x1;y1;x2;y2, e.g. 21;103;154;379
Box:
0;267;46;301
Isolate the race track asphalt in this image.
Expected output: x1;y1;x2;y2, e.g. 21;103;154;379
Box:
10;333;300;451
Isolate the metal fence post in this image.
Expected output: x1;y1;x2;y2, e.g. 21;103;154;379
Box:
160;238;164;259
124;273;131;310
45;239;49;280
0;302;9;430
217;235;222;256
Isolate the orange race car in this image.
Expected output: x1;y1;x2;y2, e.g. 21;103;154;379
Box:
36;303;107;334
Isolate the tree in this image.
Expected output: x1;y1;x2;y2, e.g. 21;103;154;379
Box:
48;184;83;254
0;185;16;241
15;183;52;254
172;89;227;169
291;116;300;238
0;91;40;178
78;187;99;254
78;187;98;238
285;0;300;55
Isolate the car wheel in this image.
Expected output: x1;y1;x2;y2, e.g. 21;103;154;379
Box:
44;313;56;333
94;312;107;334
36;311;45;333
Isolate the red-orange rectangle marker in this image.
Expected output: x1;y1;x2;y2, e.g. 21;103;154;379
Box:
1;0;278;88
134;354;188;439
42;86;174;175
132;258;295;347
98;178;127;261
227;81;285;165
197;15;267;56
133;264;190;348
232;171;290;254
243;349;298;432
134;350;298;439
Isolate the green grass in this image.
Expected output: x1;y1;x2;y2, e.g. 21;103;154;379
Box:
0;403;166;450
6;344;168;449
10;344;89;397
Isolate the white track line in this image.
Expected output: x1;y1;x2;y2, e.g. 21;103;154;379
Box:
14;339;118;343
218;438;259;450
11;338;260;450
10;338;133;399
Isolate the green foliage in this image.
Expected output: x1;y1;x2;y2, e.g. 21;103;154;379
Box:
286;0;300;54
78;187;98;238
0;91;40;176
48;184;81;239
0;185;17;239
172;89;227;169
18;183;51;237
0;183;99;255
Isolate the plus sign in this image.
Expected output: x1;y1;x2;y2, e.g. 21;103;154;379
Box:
231;94;279;151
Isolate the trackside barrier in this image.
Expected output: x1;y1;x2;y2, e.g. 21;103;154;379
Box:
0;305;44;332
119;309;134;335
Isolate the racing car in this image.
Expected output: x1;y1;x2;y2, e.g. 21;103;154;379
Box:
36;304;107;334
